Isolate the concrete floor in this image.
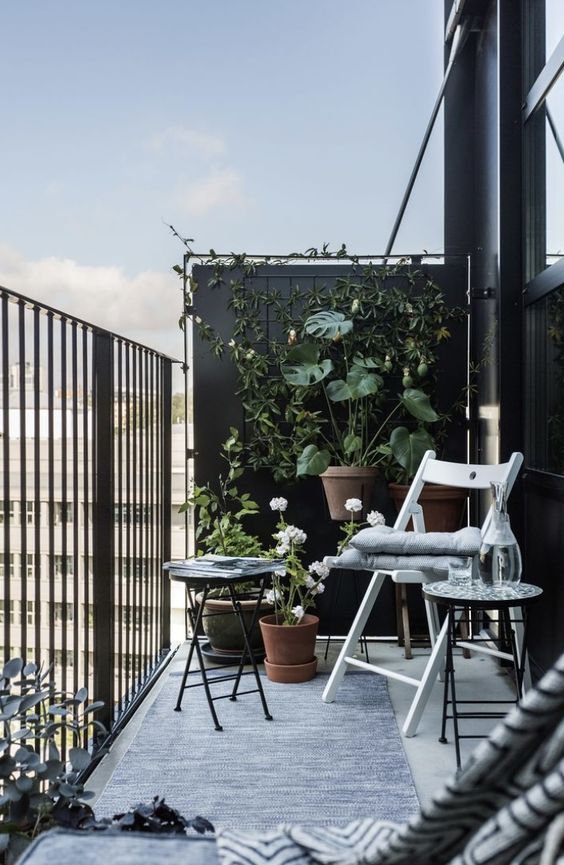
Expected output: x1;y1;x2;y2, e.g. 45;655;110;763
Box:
89;637;517;809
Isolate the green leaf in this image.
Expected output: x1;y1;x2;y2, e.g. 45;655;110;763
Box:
281;344;333;386
83;700;105;714
343;434;362;455
389;426;435;478
303;311;354;339
2;658;23;680
69;747;91;771
326;368;381;402
296;445;332;477
74;687;88;703
352;355;380;368
401;388;439;422
325;378;351;401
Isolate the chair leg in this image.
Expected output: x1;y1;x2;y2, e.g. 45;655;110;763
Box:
322;572;386;703
402;608;463;738
397;584;412;660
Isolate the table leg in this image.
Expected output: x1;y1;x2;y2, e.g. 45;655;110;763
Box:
226;581;273;722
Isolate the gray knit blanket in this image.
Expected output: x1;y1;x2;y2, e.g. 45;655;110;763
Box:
217;653;564;865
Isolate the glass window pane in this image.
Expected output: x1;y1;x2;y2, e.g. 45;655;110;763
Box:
546;1;564;62
526;285;564;472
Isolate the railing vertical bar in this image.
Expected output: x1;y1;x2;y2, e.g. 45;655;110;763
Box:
47;312;55;683
1;294;11;654
116;339;124;713
71;321;80;697
82;327;91;697
138;349;145;678
33;307;41;664
148;352;155;666
161;359;171;651
124;346;131;702
143;350;150;674
18;301;27;660
131;346;138;692
155;355;162;653
60;319;68;694
93;331;114;730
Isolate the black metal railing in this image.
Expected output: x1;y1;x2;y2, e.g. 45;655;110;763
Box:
0;286;173;731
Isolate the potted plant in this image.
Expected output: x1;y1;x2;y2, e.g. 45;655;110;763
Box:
181;428;273;658
258;497;330;683
0;657;106;863
281;310;440;519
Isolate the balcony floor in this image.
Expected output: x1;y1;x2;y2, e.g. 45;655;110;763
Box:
89;639;516;812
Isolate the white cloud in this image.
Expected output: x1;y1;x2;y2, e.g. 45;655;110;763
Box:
0;245;181;343
147;125;226;159
177;167;248;216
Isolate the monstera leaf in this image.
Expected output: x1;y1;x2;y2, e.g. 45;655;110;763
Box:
401;388;439;422
303;311;353;340
389;426;435;478
296;444;332;477
281;343;333;386
326;365;383;402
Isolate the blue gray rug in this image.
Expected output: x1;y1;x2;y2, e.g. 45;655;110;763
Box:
95;664;418;830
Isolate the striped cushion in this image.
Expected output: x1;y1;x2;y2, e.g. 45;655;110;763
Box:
217;655;564;865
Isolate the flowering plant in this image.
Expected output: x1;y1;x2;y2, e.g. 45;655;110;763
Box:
267;497;330;625
337;498;386;554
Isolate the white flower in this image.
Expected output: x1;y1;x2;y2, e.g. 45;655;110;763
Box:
274;568;286;578
269;497;288;512
367;510;386;527
228;338;236;348
309;560;330;579
344;498;363;513
292;605;305;622
305;575;316;589
277;525;307;545
315;582;325;595
246;349;255;360
265;588;281;604
275;542;289;557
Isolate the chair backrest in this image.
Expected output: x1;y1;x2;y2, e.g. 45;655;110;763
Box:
393;450;524;533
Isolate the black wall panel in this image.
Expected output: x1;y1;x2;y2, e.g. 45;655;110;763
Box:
191;262;468;636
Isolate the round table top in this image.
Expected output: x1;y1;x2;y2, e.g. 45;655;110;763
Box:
423;580;543;606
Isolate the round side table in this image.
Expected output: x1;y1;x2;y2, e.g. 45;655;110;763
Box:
422;581;543;768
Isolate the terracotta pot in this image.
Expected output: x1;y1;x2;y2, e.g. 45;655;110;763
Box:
388;482;468;532
259;613;319;682
196;591;272;656
320;466;379;521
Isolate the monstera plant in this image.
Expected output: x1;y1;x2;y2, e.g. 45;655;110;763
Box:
281;310;438;477
281;310;439;518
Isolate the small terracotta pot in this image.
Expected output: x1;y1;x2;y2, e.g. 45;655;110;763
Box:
259;613;319;683
320;466;379;521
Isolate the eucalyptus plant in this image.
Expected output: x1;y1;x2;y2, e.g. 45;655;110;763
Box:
281;310;439;477
0;657;105;848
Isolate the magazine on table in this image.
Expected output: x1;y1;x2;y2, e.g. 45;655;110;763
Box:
165;555;285;577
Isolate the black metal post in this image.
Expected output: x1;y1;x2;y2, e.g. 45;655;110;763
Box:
161;359;172;650
93;331;115;729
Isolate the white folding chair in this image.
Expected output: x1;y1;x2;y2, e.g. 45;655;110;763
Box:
322;450;524;737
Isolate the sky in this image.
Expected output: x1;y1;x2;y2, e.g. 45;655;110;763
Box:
0;1;446;363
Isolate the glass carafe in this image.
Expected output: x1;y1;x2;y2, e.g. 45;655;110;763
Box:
479;481;522;592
